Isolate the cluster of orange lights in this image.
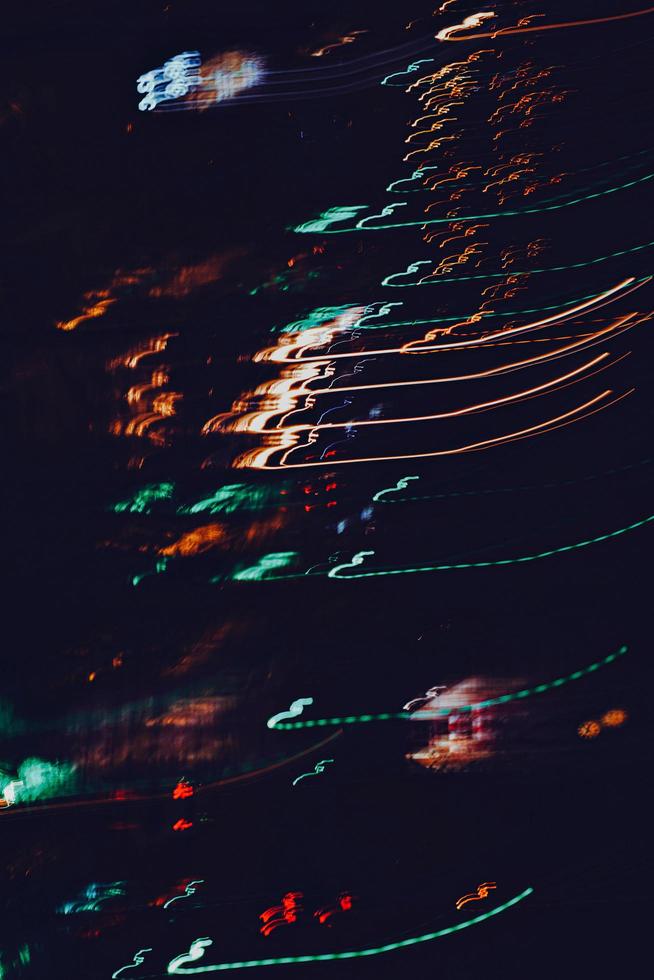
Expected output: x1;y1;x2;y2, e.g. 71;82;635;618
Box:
578;709;628;739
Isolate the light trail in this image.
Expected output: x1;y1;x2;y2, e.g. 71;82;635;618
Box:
276;317;645;398
326;507;652;578
380;239;654;287
267;646;628;729
436;12;497;42
371;453;654;505
166;888;534;972
241;355;623;436
438;5;654;42
294;172;654;233
237;390;633;469
257;280;645;363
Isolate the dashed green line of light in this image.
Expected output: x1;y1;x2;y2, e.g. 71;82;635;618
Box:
270;646;627;730
327;513;654;580
294;172;654;233
374;456;654;504
165;888;534;973
341;284;650;332
381;239;654;287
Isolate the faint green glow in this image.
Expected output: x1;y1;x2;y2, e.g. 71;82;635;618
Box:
294;172;654;233
167;888;533;972
113;482;175;514
279;305;360;334
327;512;654;579
271;646;627;730
132;557;168;587
179;484;278;515
381;239;654;287
372;476;420;502
231;552;298;582
58;882;126;914
2;757;77;804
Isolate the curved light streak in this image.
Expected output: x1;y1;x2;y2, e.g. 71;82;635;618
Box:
166;888;534;972
268;646;628;729
372;475;420;502
327;505;653;578
294;172;654;233
245;390;632;469
259;280;644;363
163;881;206;910
373;454;654;505
246;355;622;436
284;316;645;397
267;698;314;730
380;240;654;287
436;12;496;42
438;5;654;41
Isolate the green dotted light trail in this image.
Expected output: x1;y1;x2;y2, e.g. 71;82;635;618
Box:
372;456;654;504
166;888;534;973
294;172;654;233
319;283;651;333
327;512;654;579
380;239;654;287
268;646;627;730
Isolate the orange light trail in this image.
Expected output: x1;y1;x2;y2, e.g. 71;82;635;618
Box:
236;354;620;435
258;279;643;364
438;5;654;41
236;389;631;470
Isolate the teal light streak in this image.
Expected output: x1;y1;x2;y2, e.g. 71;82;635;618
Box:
293;206;368;234
113;482;175;514
166;888;533;973
164;881;205;909
327;512;654;579
380;239;654;287
372;476;420;502
267;697;314;730
231;552;298;582
270;646;627;730
179;484;277;515
113;948;154;979
292;758;334;786
132;557;168;587
280;305;359;334
387;166;439;192
373;457;654;505
315;284;649;332
294;172;654;233
380;59;436;87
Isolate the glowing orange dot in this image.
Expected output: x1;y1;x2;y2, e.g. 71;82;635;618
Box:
601;708;627;728
88;672;96;682
578;720;601;739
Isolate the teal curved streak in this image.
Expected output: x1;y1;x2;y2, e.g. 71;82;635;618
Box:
269;645;627;730
374;456;654;504
381;239;654;287
166;888;534;973
334;282;650;332
327;513;654;580
294;172;654;233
